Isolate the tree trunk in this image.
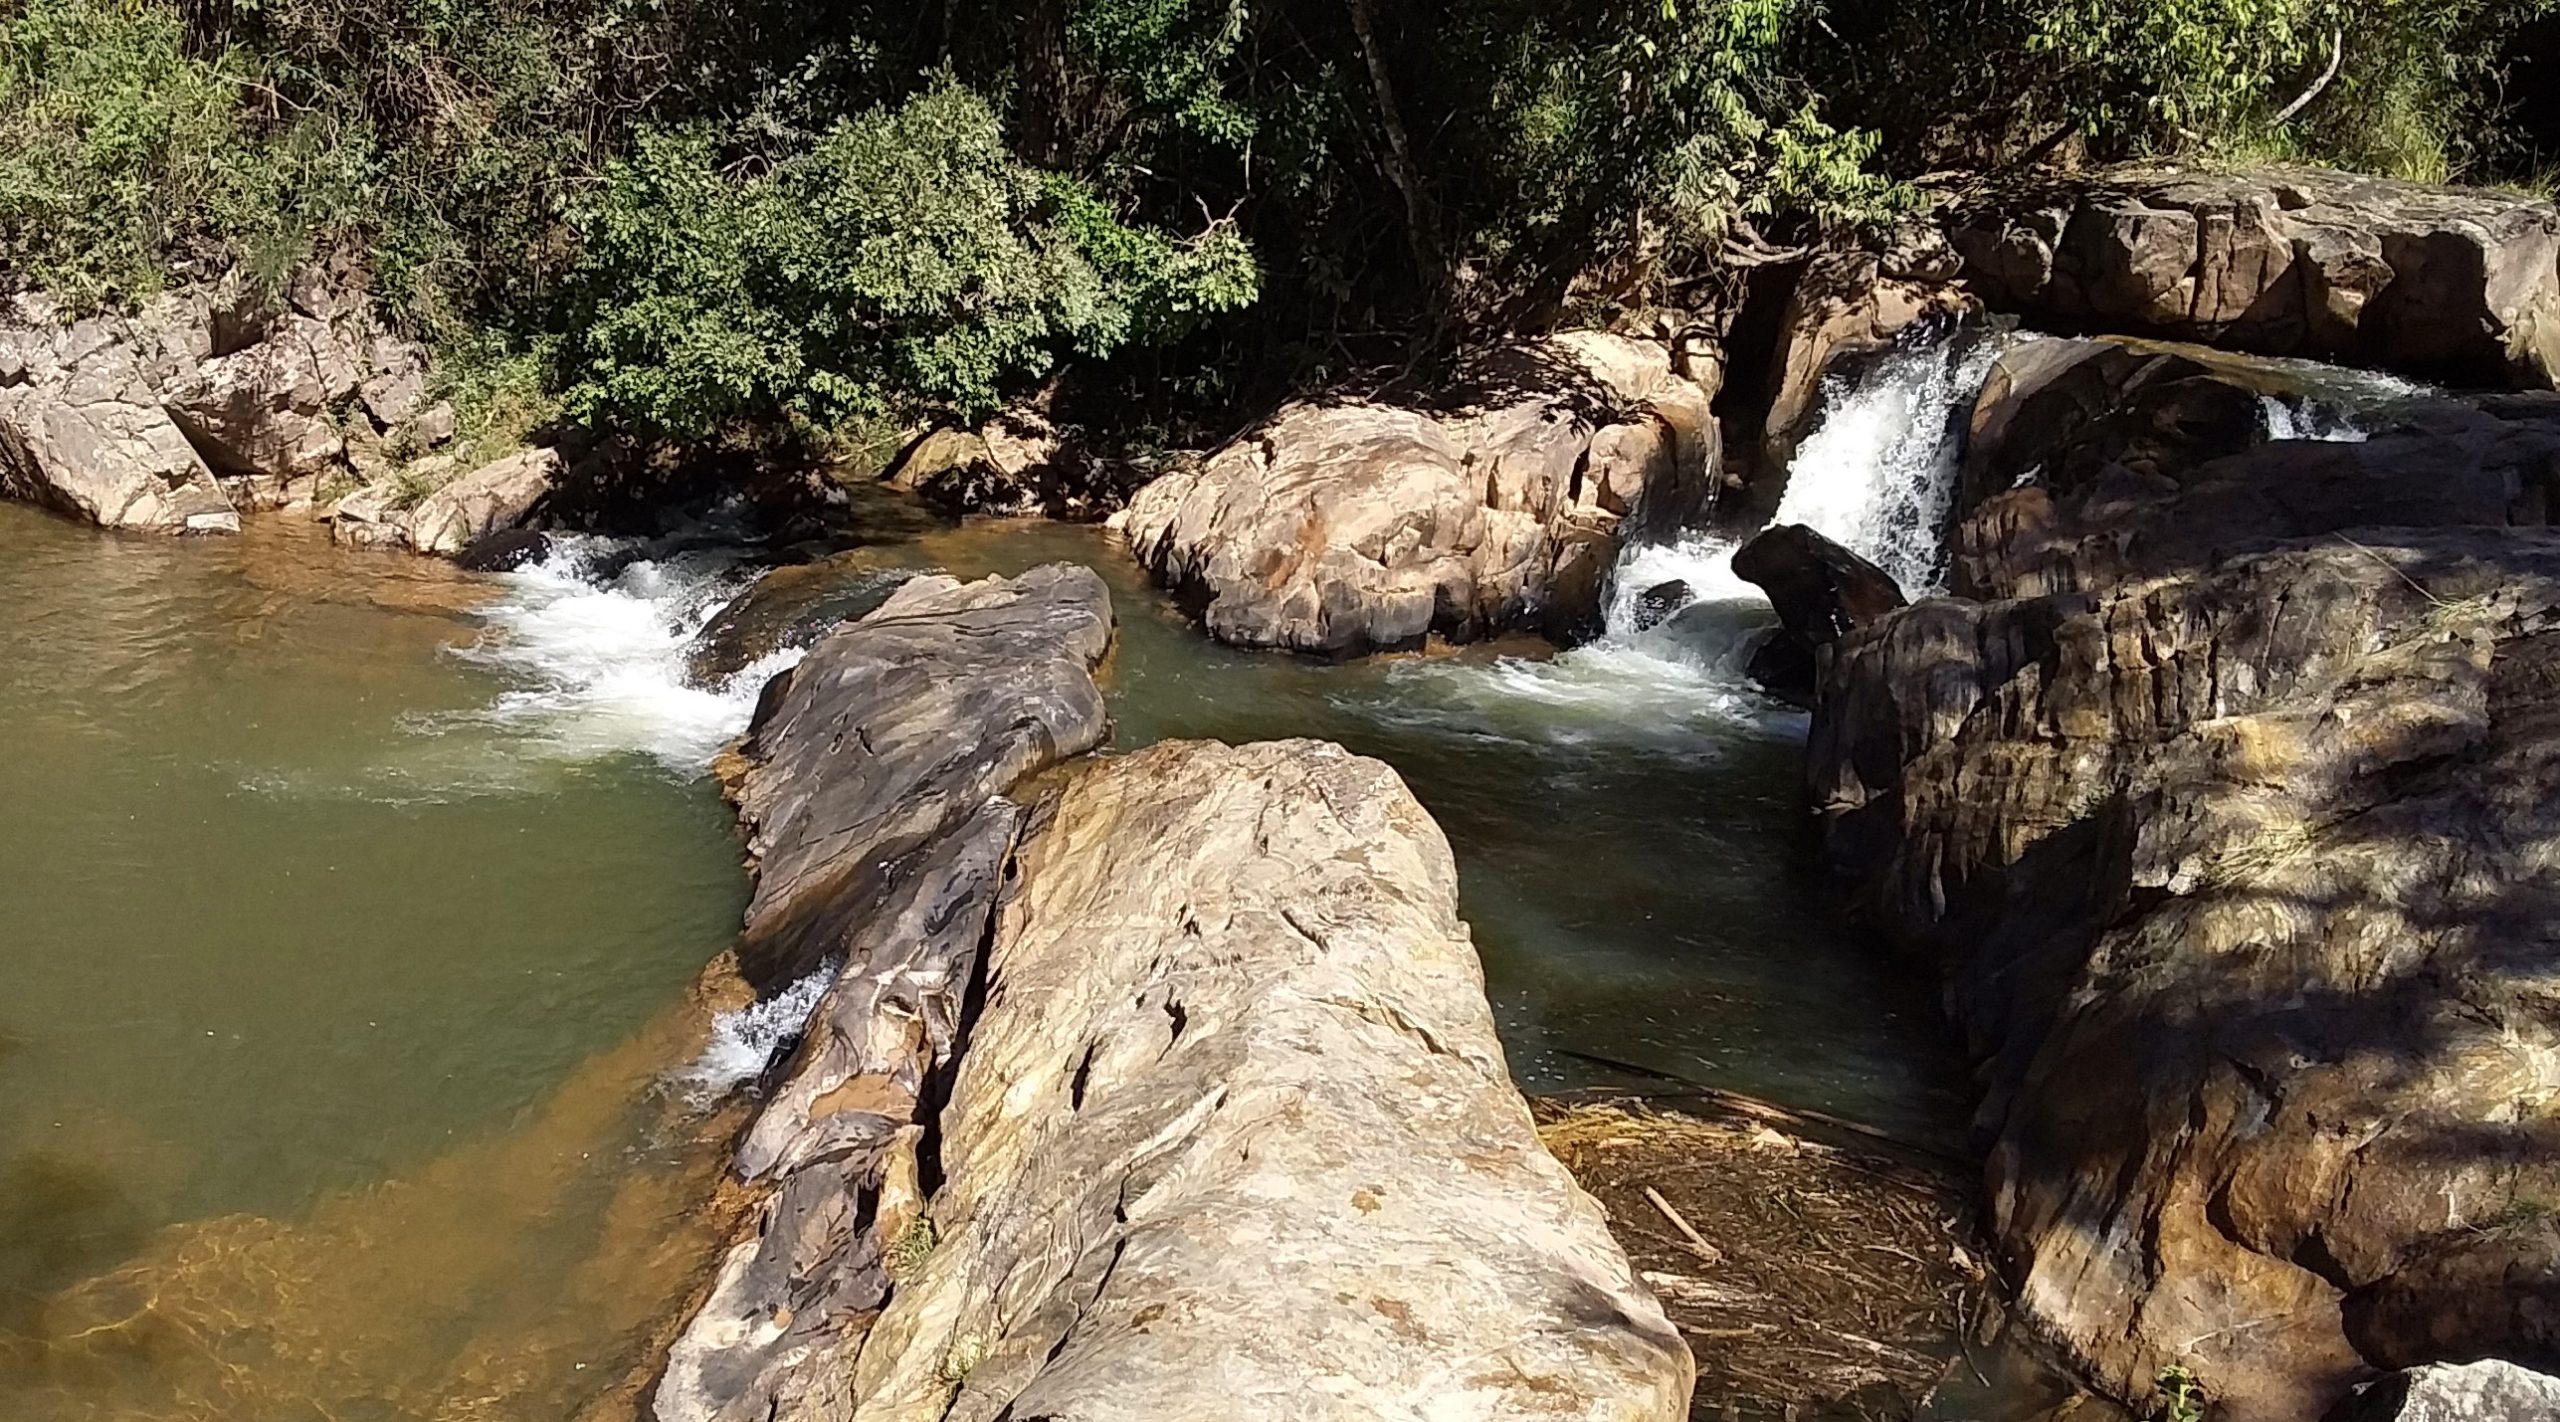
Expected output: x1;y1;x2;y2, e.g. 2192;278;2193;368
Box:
1341;0;1440;301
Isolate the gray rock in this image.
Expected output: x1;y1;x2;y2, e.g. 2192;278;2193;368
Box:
162;313;359;482
1113;331;1717;655
0;378;235;533
722;564;1116;989
2341;1360;2560;1421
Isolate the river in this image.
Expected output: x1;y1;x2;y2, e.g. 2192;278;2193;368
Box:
0;326;2416;1420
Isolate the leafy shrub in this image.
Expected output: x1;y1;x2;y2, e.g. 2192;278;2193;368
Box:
562;78;1257;442
0;0;367;308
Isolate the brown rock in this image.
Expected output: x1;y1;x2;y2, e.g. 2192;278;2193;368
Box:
1113;332;1719;655
1762;251;1981;472
1949;168;2560;387
402;447;560;556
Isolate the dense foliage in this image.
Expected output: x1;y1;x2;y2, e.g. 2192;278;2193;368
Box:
0;0;2551;448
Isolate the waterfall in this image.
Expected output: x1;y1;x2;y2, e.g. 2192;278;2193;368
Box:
1389;329;2004;735
1600;332;2004;641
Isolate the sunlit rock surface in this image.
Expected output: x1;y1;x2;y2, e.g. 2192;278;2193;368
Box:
1805;375;2560;1418
661;565;1688;1421
1114;332;1718;655
1948;167;2560;387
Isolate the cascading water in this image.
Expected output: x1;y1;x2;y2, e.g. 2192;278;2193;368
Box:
1442;328;2010;727
448;536;807;772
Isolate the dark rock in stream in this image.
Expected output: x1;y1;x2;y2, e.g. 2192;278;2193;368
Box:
1729;523;1904;704
1630;579;1691;633
684;551;917;684
1804;364;2560;1419
452;527;551;573
719;563;1114;991
659;568;1690;1422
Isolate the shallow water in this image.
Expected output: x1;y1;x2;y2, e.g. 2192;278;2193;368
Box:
0;509;756;1421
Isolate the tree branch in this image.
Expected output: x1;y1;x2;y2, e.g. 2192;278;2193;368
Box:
2273;29;2345;126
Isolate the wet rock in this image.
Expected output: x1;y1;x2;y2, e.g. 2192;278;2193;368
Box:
401;447;560;556
1732;523;1908;647
684;553;916;685
1114;332;1719;656
664;738;1692;1422
452;527;552;573
1948;167;2560;387
2339;1360;2560;1421
1631;579;1692;633
1730;524;1906;707
723;564;1115;989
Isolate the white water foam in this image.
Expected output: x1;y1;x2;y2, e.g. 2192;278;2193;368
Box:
676;964;837;1101
447;537;803;773
1420;331;2009;734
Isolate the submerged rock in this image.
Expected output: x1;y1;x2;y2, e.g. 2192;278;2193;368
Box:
1630;578;1692;633
1948;167;2560;387
1805;380;2560;1417
1113;331;1718;656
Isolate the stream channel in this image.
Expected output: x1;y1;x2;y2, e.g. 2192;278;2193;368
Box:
0;327;2419;1420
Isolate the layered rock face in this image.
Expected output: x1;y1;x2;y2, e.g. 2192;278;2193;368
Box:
1113;332;1718;655
1948;168;2560;387
0;283;464;534
1802;371;2560;1417
660;567;1688;1421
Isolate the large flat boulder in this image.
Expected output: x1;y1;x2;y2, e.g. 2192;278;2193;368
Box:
1112;332;1718;655
0;386;236;533
721;564;1115;988
1949;168;2560;387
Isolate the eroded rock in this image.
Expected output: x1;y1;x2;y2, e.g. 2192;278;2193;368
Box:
665;737;1692;1422
1113;332;1718;655
1810;521;2560;1418
1949;168;2560;387
1762;250;1980;473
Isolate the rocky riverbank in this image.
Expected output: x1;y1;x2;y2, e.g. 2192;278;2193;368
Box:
1740;335;2560;1418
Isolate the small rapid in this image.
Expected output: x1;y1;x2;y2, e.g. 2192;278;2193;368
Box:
448;537;806;773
